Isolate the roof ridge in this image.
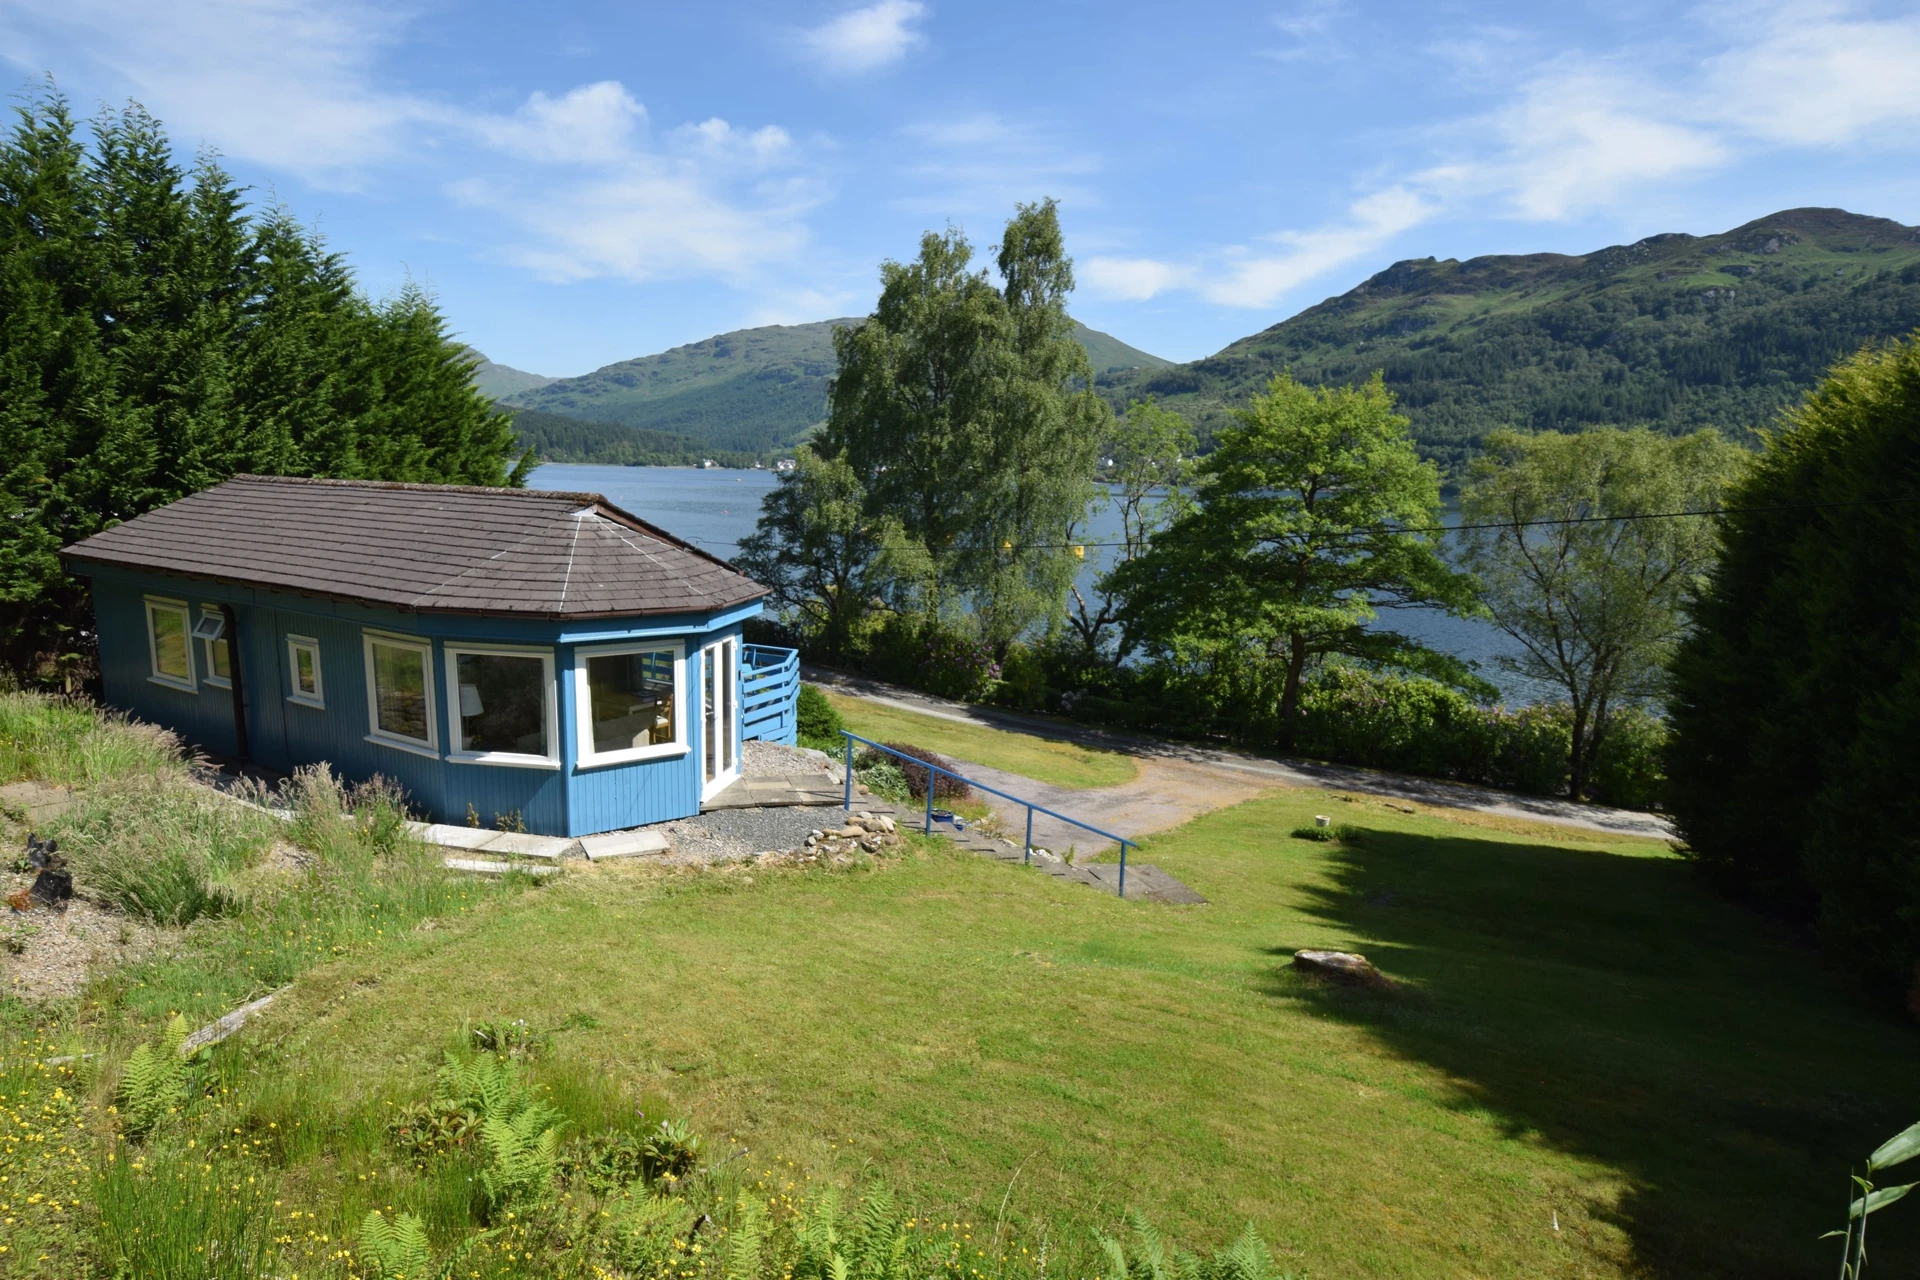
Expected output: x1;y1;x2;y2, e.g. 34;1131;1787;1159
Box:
228;473;605;505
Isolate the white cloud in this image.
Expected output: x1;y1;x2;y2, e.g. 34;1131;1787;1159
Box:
746;287;863;327
455;104;824;285
893;113;1100;216
1203;187;1439;308
1703;3;1920;146
1475;66;1727;221
456;164;814;285
1261;0;1348;64
0;0;828;287
478;81;646;165
798;0;928;74
1081;257;1192;301
1126;1;1920;313
0;0;446;181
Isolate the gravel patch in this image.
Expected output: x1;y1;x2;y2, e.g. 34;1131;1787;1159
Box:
655;805;841;864
742;739;839;780
2;870;162;1002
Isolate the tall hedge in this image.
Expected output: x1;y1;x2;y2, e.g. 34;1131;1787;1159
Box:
0;91;528;675
1666;333;1920;1003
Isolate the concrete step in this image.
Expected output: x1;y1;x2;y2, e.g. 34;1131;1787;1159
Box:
412;823;579;860
578;829;672;861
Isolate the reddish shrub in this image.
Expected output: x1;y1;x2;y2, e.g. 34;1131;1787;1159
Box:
878;742;974;801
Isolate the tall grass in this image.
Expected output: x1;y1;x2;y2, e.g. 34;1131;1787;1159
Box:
109;765;529;1024
0;689;179;788
95;1142;281;1279
52;773;277;925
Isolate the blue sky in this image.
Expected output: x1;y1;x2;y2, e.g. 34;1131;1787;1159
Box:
5;1;1919;375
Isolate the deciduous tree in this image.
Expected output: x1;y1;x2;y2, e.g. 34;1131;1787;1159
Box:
1458;426;1745;801
808;199;1105;647
1111;373;1474;747
1065;398;1194;665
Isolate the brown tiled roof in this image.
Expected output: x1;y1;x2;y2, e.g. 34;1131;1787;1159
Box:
61;475;768;620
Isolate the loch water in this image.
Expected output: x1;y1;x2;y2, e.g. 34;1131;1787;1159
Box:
530;463;1540;703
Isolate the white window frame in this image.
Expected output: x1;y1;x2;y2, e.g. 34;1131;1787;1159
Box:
444;643;560;770
197;606;231;689
361;630;439;759
143;596;196;693
286;635;324;709
573;640;688;769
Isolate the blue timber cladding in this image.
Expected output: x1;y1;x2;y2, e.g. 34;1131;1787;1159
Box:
82;566;765;839
65;476;789;839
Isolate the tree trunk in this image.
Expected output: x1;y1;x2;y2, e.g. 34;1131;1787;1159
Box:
1276;634;1309;750
1567;697;1590;802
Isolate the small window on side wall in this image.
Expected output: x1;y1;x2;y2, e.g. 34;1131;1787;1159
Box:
196;607;231;688
575;643;684;767
286;636;324;709
144;598;195;692
362;631;437;755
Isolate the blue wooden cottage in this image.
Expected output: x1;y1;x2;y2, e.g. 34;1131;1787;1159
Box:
61;475;800;837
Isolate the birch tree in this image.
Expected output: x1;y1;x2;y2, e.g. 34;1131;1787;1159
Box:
1458;426;1745;801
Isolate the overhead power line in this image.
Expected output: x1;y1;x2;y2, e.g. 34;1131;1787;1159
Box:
1014;492;1920;551
671;491;1919;555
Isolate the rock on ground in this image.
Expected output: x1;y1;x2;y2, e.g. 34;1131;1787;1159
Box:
1292;948;1394;989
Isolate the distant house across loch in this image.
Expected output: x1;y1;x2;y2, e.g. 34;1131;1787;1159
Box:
60;476;799;837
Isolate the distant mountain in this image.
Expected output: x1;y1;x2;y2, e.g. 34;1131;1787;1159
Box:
494;319;1170;456
1103;208;1920;473
465;349;555;401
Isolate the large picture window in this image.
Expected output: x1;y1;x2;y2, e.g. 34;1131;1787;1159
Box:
144;598;194;691
446;646;557;767
362;632;437;755
575;643;684;766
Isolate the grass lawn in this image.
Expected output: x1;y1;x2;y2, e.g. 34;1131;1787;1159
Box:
824;690;1137;790
254;787;1920;1279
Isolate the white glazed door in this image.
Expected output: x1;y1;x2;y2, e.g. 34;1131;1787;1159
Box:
700;637;739;800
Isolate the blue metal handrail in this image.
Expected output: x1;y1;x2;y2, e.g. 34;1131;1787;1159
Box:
838;730;1137;898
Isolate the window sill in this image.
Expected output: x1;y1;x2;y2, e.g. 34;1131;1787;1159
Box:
446;750;562;771
148;674;197;693
575;743;690;771
203;676;231;690
364;732;439;760
287;693;325;710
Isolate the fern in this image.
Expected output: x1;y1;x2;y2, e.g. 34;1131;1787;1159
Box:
478;1103;565;1212
357;1210;432;1279
357;1210;491;1280
726;1190;768;1280
434;1051;565;1214
1209;1223;1276;1280
1096;1214;1289;1280
116;1013;191;1138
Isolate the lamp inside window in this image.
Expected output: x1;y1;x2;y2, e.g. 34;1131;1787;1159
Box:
455;652;548;757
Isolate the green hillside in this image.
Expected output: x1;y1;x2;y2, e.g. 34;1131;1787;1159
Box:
465;348;555;401
505;407;754;469
1105;208;1920;473
499;319;1168;455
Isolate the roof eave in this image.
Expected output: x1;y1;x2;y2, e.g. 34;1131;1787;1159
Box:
58;551;770;622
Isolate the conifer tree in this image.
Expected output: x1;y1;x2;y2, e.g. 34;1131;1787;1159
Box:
0;87;529;676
